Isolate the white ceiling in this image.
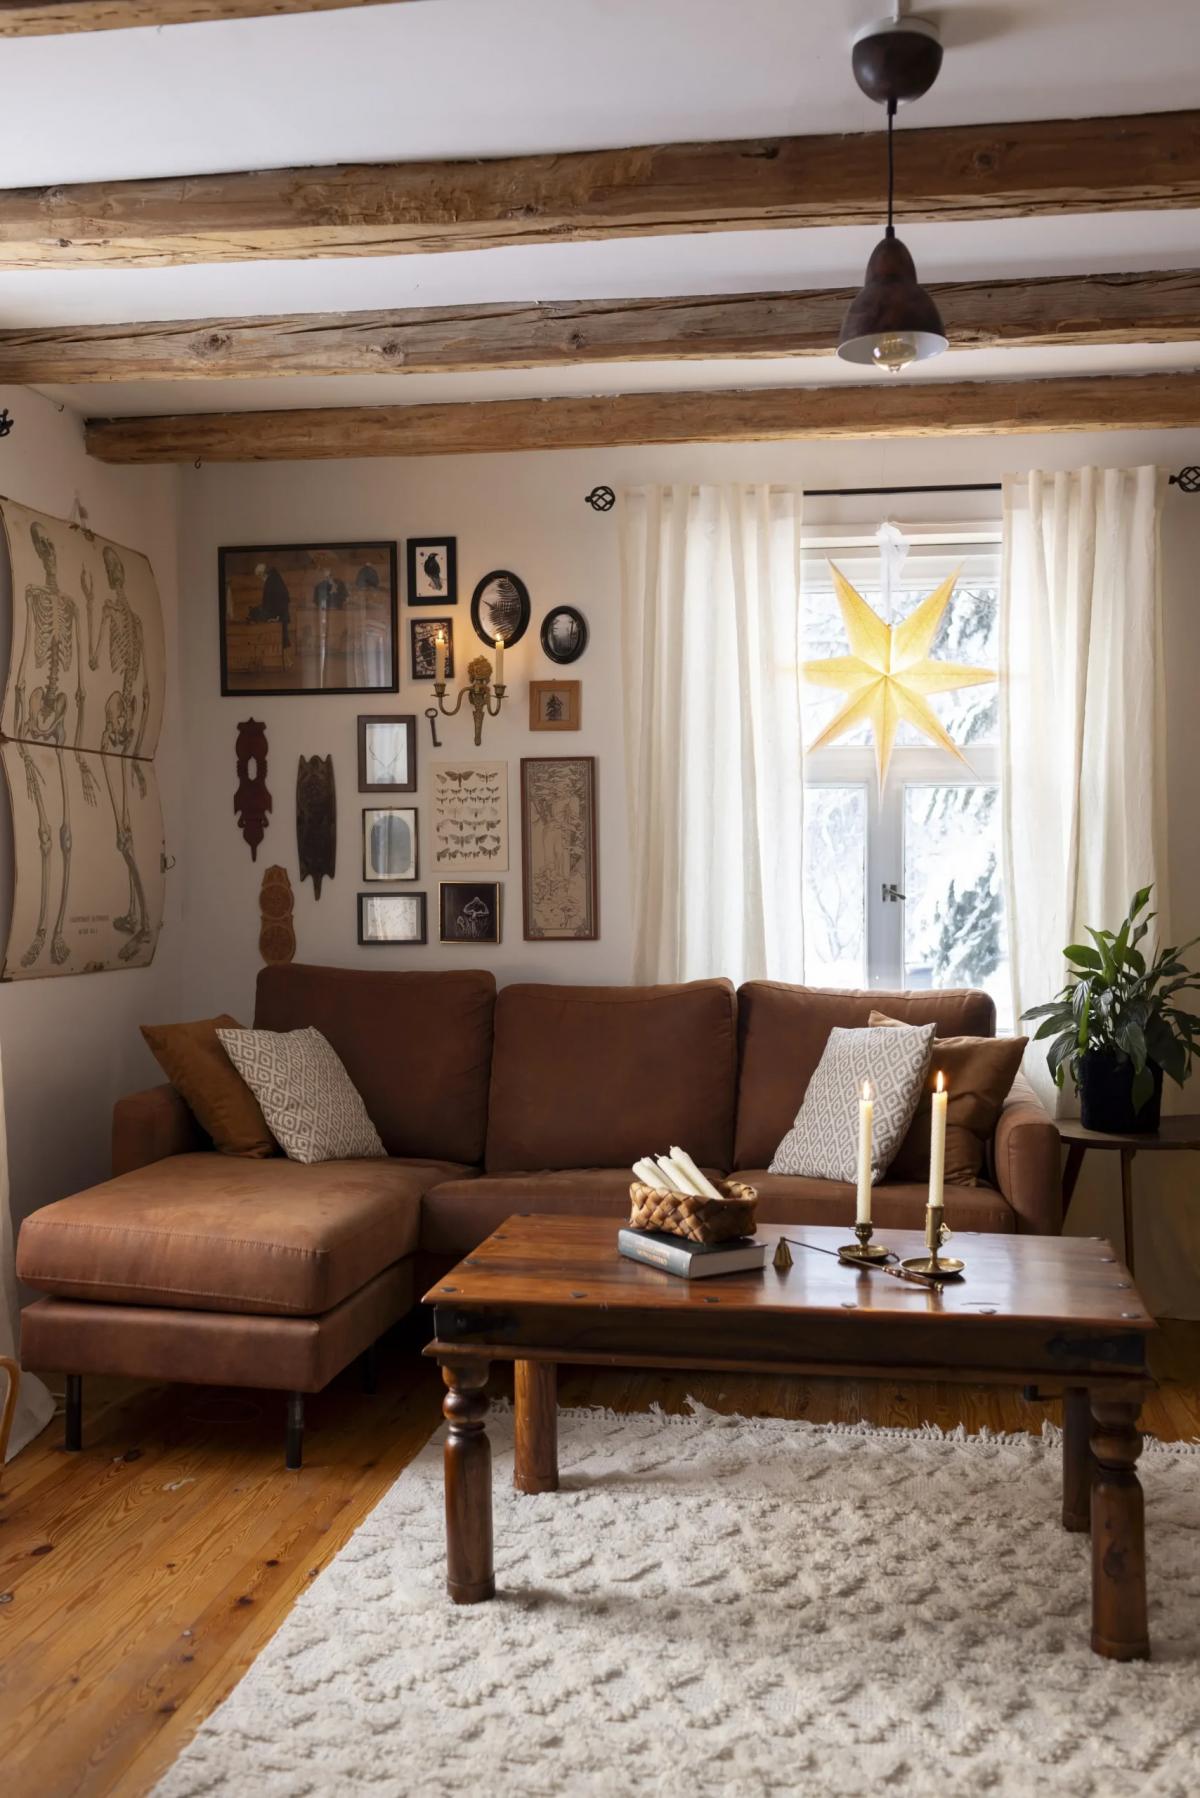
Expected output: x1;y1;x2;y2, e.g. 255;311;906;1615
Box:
1;0;1197;420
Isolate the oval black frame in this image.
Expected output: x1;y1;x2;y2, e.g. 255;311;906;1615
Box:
470;569;531;650
540;604;589;664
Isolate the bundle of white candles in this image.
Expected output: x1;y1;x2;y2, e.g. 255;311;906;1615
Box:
631;1146;723;1201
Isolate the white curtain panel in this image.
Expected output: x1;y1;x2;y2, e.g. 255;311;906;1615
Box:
620;484;804;986
1000;466;1168;1105
0;1041;55;1459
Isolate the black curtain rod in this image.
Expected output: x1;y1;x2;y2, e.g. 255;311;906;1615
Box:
806;467;1199;499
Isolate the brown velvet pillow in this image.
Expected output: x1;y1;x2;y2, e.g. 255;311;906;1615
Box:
869;1010;1028;1186
141;1014;275;1158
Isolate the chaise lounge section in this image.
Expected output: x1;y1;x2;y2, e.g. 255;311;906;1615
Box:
17;964;1063;1464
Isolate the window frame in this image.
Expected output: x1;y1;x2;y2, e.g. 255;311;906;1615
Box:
800;527;1003;996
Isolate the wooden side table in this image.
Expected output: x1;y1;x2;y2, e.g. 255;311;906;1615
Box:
1058;1116;1200;1275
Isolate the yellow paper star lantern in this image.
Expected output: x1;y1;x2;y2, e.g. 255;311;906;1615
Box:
802;562;996;786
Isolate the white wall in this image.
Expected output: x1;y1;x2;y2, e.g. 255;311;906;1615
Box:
0;386;183;1240
177;427;1200;1318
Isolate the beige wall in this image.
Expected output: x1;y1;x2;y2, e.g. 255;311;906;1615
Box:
0;388;183;1245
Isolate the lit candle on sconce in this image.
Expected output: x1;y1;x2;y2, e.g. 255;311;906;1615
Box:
434;629;447;685
493;633;505;687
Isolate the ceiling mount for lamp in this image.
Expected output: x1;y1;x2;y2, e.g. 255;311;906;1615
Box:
837;14;948;376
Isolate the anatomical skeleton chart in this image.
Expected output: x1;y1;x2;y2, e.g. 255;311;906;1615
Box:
0;498;166;978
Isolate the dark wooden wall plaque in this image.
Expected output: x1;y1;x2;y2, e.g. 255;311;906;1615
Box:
297;753;336;898
234;717;271;860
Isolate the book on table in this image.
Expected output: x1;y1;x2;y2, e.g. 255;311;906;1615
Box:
617;1228;767;1280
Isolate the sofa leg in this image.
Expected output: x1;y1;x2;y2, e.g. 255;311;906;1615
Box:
360;1342;379;1396
286;1392;304;1471
64;1374;82;1451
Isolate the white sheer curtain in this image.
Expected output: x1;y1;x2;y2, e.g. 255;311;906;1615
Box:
1000;466;1168;1104
1;1044;54;1459
619;484;804;986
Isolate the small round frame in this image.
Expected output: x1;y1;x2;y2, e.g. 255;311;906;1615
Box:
540;604;589;664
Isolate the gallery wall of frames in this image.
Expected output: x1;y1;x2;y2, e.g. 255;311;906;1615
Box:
188;448;624;1020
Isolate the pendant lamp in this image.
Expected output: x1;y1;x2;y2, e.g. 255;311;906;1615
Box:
837;15;948;374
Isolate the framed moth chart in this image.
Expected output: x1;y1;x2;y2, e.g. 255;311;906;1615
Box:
0;497;167;978
430;761;508;874
520;755;598;941
218;542;398;696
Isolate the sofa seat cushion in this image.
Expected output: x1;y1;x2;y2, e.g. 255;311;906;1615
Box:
732;1172;1016;1234
485;980;737;1174
17;1153;473;1317
422;1167;723;1260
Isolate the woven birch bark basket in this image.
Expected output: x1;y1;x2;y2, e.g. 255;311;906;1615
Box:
627;1179;758;1244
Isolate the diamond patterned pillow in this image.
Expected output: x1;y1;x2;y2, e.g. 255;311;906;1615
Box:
769;1023;936;1183
216;1026;386;1165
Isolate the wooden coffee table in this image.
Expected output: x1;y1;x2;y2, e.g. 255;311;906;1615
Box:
423;1217;1155;1660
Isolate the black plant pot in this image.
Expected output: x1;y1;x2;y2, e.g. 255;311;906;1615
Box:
1078;1053;1164;1135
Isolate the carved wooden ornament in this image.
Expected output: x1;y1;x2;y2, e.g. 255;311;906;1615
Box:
234;717;271;859
296;753;336;898
258;864;296;966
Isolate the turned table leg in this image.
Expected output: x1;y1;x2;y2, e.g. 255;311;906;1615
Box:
1090;1395;1149;1661
514;1360;558;1494
442;1360;494;1604
1062;1386;1093;1533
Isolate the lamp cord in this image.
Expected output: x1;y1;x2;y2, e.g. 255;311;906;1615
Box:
886;97;897;236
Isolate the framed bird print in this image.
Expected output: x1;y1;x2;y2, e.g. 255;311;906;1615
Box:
219;541;398;696
430;761;508;874
406;537;457;605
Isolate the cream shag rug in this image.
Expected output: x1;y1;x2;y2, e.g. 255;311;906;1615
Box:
157;1404;1200;1798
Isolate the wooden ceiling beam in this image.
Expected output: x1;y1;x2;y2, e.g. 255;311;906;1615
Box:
9;270;1200;383
0;0;412;34
4;110;1199;270
83;371;1200;464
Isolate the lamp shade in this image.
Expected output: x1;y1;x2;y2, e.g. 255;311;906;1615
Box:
837;228;947;372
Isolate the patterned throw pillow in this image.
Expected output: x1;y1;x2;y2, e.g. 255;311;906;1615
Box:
216;1026;386;1165
769;1023;936;1184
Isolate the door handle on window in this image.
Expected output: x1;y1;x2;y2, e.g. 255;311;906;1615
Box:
882;882;905;903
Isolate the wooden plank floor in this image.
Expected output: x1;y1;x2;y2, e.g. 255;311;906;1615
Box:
2;1322;1197;1798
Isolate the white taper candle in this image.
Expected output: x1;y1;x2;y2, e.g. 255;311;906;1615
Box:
856;1079;873;1226
929;1070;948;1211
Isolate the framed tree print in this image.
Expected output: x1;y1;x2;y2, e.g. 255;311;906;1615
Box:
357;715;417;792
219;542;398;696
520;755;597;940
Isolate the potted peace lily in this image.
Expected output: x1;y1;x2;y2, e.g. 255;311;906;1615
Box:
1022;887;1200;1134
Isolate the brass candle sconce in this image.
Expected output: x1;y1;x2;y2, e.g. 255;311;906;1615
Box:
433;653;508;747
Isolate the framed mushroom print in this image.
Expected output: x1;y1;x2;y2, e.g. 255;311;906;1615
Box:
218;542;397;696
358;891;427;945
439;880;501;945
520;755;597;940
406;537;457;605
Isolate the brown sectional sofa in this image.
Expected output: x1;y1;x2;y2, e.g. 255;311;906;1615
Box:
18;963;1061;1466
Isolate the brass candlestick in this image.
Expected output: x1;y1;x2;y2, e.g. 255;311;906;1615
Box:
433;654;508;747
901;1204;965;1279
838;1218;891;1265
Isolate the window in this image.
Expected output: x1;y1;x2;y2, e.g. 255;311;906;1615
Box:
800;531;1011;1029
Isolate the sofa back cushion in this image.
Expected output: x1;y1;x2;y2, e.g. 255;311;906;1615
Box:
733;982;996;1172
485;980;738;1174
254;963;495;1164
